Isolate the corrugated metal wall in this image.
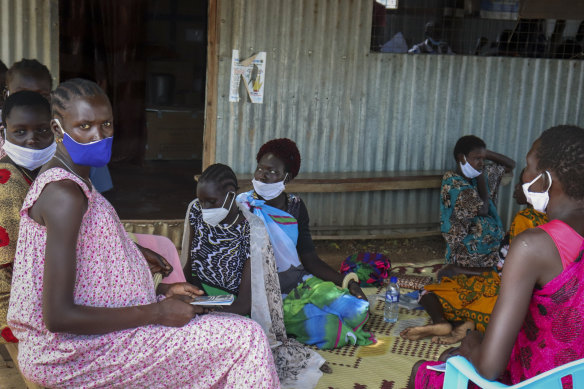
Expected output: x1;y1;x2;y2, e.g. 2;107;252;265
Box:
0;0;59;83
213;0;584;236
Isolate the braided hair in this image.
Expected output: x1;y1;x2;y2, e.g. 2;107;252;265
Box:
2;90;51;127
6;59;52;89
198;163;239;192
256;138;301;179
537;125;584;200
453;135;486;161
51;78;107;120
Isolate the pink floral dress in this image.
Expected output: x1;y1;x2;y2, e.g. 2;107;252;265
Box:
7;168;280;388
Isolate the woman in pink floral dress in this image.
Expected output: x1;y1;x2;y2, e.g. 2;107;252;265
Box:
7;78;279;389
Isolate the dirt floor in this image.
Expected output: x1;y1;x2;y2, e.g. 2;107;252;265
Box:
0;236;446;387
315;236;446;270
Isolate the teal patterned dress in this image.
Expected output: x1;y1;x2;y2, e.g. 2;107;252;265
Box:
440;163;505;267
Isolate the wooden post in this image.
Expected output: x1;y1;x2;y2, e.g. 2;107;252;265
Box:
202;0;219;170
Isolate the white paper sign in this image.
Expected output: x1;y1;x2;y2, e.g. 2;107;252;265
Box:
229;49;266;104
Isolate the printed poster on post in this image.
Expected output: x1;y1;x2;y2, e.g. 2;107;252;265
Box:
229;49;266;104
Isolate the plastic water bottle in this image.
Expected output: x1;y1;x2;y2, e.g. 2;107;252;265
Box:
384;276;400;323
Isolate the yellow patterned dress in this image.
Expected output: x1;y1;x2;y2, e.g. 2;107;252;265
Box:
426;207;548;332
0;160;34;343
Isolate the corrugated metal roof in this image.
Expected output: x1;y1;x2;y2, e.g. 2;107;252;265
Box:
214;0;584;236
0;0;59;84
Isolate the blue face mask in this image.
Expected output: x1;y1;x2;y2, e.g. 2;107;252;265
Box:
54;118;113;167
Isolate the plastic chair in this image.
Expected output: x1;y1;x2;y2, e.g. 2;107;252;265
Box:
444;355;584;388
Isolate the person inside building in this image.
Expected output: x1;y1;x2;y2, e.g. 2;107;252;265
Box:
408;21;454;54
7;78;279;388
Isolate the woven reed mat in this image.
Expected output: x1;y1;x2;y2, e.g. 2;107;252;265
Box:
314;259;451;389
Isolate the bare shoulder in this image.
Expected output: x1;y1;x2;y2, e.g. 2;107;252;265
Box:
31;179;88;225
505;227;561;284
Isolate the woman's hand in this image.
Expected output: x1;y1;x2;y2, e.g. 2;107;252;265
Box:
139;245;172;277
162;282;205;300
156;297;207;327
348;280;367;301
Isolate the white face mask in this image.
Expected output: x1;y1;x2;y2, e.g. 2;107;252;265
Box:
522;171;552;213
201;192;235;227
2;129;56;170
460;156;482;179
252;174;287;200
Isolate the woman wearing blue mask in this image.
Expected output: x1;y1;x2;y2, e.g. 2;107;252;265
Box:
7;79;279;389
0;90;54;344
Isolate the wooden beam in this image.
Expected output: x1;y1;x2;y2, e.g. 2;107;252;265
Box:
234;172;514;193
202;0;219;170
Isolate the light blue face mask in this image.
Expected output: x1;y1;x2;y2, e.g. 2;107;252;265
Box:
54;118;113;167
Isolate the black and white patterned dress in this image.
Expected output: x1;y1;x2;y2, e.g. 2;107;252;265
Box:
188;199;250;294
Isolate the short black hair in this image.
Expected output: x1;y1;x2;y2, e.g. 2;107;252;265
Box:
51;78;107;120
2;90;51;127
537;125;584;200
198;163;239;192
256;138;302;179
6;58;52;89
453;135;486;161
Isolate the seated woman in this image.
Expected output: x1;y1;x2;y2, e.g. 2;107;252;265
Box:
402;136;515;344
0;91;55;343
408;125;584;388
7;78;279;388
185;163;327;389
401;173;547;344
241;139;372;348
441;135;515;268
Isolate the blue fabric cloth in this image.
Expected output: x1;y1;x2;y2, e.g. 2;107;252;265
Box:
89;165;113;193
237;191;301;272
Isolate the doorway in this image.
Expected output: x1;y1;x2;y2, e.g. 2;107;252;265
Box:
59;0;208;219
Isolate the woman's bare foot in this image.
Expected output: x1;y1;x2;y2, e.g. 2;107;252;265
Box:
407;360;426;389
431;321;475;345
400;322;452;341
